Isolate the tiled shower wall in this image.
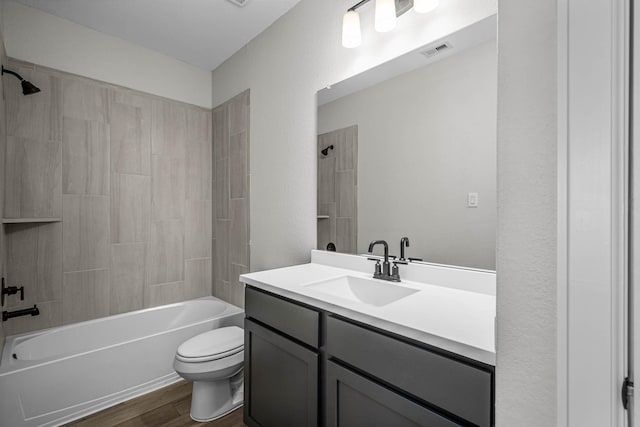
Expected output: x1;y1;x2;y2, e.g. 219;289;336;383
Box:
317;125;358;253
2;58;213;336
212;90;250;308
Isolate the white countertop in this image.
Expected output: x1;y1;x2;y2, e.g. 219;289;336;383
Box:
240;254;496;366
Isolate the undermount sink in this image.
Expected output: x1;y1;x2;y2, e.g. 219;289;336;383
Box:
302;275;420;307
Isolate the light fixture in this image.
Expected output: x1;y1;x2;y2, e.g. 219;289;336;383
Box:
374;0;397;32
342;10;362;48
341;0;439;48
414;0;439;14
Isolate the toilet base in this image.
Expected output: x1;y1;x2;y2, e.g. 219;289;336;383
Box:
189;372;244;422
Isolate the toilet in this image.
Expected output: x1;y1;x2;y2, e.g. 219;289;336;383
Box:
173;326;244;422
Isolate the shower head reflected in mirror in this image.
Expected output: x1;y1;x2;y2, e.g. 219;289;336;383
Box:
321;145;334;156
2;66;41;95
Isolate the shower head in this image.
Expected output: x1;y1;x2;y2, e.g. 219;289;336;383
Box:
21;80;41;95
2;66;41;96
321;145;334;156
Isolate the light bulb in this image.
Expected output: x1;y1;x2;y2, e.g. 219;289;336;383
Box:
374;0;396;33
342;10;362;48
414;0;439;14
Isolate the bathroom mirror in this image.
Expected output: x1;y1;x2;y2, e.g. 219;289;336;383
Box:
316;17;497;270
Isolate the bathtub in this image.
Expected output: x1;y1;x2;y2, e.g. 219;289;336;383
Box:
0;296;243;427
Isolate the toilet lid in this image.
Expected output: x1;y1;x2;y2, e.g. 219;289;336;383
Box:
177;326;243;360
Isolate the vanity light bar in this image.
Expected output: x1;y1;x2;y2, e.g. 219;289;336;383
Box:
341;0;440;48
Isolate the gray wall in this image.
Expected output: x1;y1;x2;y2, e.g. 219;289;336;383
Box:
212;90;250;308
212;0;496;272
318;41;497;270
496;1;557;425
2;59;213;336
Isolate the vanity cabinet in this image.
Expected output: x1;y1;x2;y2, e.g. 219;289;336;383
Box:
244;287;320;427
244;286;495;427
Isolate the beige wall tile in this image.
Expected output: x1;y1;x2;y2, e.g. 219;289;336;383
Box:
147;220;184;285
63;78;111;123
336;218;356;254
145;281;184;308
62;195;110;272
229;90;249;136
151;100;186;157
336;170;355;218
5;222;62;308
213;105;229;160
185;258;212;300
186;136;212;201
62;269;110;324
3;300;63;336
213;279;231;305
152;154;185;220
229;132;247;199
187;107;211;143
111;243;145;315
185;200;212;259
230;263;248;308
5;136;62;218
111;173;151;243
214;158;229;220
229;199;248;266
317;156;335;205
63;117;109;195
6;66;62;143
214;220;229;282
110;102;151;175
336;125;357;172
317;203;336;251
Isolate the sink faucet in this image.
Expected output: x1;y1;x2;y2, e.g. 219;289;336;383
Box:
368;240;400;282
400;237;410;261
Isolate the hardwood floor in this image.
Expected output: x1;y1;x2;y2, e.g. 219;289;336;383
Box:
65;380;245;427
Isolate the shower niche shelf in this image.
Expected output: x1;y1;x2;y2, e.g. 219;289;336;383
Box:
2;218;61;224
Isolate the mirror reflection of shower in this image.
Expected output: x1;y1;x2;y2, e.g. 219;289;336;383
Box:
1;66;41;95
321;145;334;156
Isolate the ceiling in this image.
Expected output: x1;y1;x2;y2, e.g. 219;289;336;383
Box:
13;0;304;70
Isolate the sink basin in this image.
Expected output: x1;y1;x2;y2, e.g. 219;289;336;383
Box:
302;276;419;307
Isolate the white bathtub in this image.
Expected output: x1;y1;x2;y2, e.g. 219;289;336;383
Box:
0;296;244;427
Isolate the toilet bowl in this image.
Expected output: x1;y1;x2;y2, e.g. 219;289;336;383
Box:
173;326;244;422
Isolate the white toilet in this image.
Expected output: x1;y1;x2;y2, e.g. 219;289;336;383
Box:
173;326;244;422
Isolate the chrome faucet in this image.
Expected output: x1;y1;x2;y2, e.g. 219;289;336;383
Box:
368;240;401;282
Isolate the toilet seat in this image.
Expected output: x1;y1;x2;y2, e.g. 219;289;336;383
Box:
176;326;243;363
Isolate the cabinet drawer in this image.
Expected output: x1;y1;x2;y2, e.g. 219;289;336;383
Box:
327;361;461;427
326;316;493;427
245;286;320;348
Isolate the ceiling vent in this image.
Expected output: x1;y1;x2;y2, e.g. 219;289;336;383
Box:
421;42;453;58
227;0;249;7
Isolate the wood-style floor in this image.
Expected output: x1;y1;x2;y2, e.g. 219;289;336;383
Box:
64;380;246;427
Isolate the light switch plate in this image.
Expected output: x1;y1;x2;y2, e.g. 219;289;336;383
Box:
468;192;478;208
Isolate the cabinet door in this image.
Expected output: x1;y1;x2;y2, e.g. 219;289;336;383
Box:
244;319;318;427
326;361;462;427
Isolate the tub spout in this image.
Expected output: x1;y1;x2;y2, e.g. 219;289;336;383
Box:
2;305;39;321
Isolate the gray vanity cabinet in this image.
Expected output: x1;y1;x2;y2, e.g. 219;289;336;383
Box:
326;361;461;427
244;287;320;427
244;286;495;427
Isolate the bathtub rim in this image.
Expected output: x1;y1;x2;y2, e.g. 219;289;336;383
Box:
0;296;243;375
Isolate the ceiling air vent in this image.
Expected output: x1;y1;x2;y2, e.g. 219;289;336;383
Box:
421;42;453;58
227;0;249;7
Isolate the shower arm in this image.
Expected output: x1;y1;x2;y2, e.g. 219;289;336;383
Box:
1;66;25;81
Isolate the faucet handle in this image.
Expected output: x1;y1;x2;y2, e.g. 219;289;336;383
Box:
374;260;382;276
